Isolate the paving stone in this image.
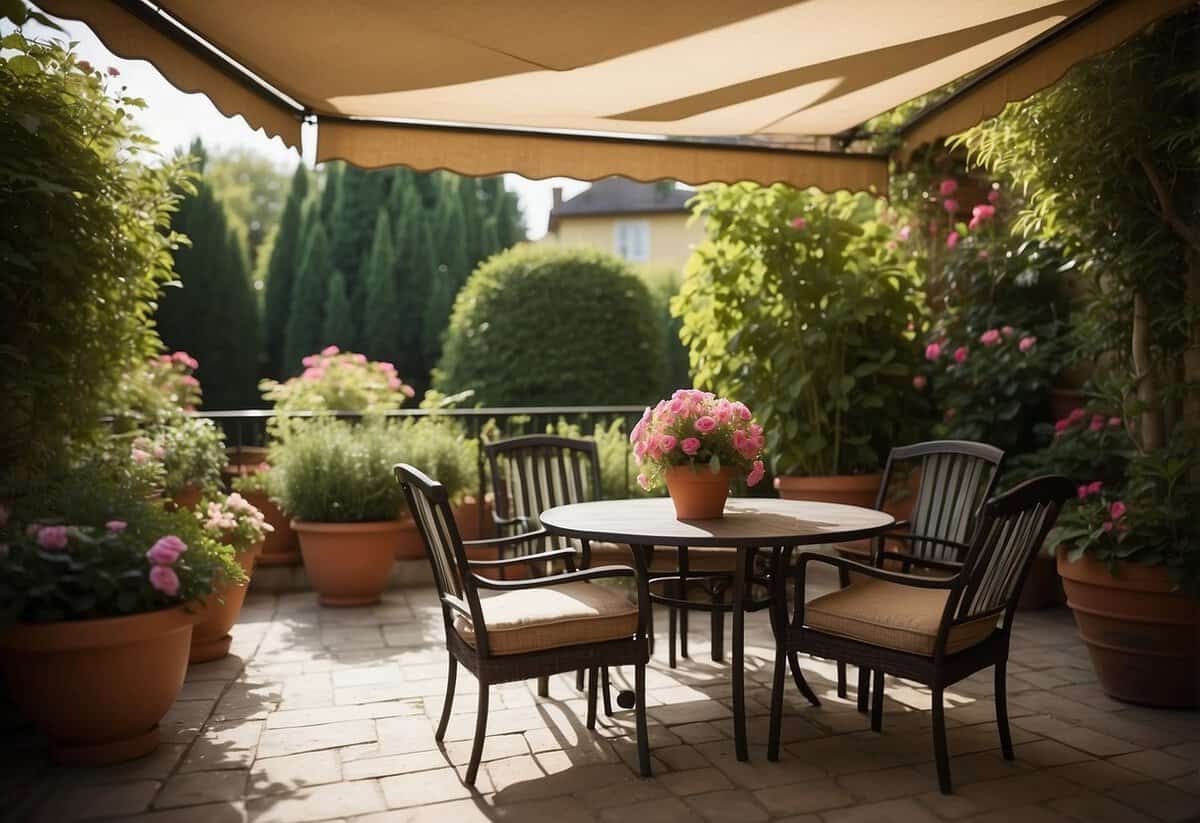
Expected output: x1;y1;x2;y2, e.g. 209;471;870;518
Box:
1113;779;1200;822
156;770;248;809
244;779;385;822
380;766;475;808
1108;749;1198;781
658;766;733;796
671;722;727;744
256;718;377;759
956;804;1075;823
823;797;943;823
265;700;422;729
1013;715;1142;757
915;771;1086;820
68;743;187;784
597;797;693;823
127;801;247;823
836;765;933;802
34;779;160;821
1048;758;1148;791
1049;790;1157;823
683;788;768;823
1012;739;1093;768
249;749;342;796
753;778;854;816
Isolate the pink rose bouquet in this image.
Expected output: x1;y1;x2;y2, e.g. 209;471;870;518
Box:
630;389;766;491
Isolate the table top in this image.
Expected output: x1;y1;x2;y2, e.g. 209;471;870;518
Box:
539;497;895;548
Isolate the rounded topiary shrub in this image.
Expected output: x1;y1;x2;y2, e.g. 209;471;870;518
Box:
435;245;666;405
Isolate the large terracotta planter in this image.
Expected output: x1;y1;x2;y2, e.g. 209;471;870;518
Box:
0;607;195;764
394;516;425;561
295;520;401;607
189;546;259;663
664;466;734;519
1058;551;1199;708
774;473;882;507
246;490;301;567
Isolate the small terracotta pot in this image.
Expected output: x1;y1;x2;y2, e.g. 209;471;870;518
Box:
664;466;734;520
1058;551;1199;708
0;607;195;764
170;485;202;512
189;546;259;663
245;491;301;567
294;520;401;607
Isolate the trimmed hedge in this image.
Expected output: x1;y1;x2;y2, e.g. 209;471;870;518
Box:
435;245;666;406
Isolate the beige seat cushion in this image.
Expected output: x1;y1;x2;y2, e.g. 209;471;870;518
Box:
453;581;638;656
804;579;996;656
588;541;738;573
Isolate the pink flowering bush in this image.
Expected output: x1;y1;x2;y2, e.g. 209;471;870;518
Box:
196;492;274;554
630;390;765;491
260;347;415;436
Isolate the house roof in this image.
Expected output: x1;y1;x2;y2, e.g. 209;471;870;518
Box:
551;178;693;223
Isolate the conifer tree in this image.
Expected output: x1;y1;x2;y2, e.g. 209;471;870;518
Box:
362;211;403;364
321;268;357;351
403;209;438;391
318;162;341;226
262;163;308;377
456;176;482;270
330;165;386;302
283;223;331;372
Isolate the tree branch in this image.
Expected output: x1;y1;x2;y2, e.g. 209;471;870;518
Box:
1135;150;1200;258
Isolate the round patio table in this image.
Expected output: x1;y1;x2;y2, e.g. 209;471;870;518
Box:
539;497;895;761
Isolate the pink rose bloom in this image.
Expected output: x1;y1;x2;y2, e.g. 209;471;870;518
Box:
746;460;765;488
106;520;128;532
387;376;403;391
146;535;187;566
943;199;959;214
106;66;120;77
352;353;367;364
898;226;911;241
681;437;701;456
1086;481;1103;495
912;375;927;390
790;216;806;230
946;231;959;249
302;355;319;368
376;361;397;373
153;445;166;459
37;525;69;551
302;367;325;381
968;217;982;231
694;416;717;434
924;342;942;361
659;435;678;453
636;473;651;491
1109;501;1127;520
1017;336;1037;353
1101;521;1114;533
749;423;763;437
987;190;1001;203
1089;414;1105;432
149;565;180;597
735;403;752;421
1077;485;1090;500
1068;407;1087;424
938;179;958;196
320;345;339;356
971;204;996;221
1054;419;1070;434
732;430;749;451
633;440;647;459
1001;326;1015;338
669;398;686;414
979;329;1001;346
401;384;415;398
953;346;969;364
1108;416;1122;429
131;448;149;464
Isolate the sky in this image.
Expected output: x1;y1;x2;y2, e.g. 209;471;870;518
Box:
34;16;591;239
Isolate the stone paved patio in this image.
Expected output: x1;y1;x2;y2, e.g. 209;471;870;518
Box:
4;566;1199;823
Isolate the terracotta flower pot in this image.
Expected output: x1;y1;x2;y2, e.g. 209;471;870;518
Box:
394;515;425;561
0;607;195;764
776;473;883;566
1058;551;1199;708
246;491;301;567
664;466;734;519
189;546;259;663
170;484;202;512
294;520;401;607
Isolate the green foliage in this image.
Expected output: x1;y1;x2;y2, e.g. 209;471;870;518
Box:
0;29;188;495
398;207;438;390
157;143;262;409
321;268;357;350
204;146;291;269
424;187;470;368
640;266;692;395
283;223;332;373
135;416;227;497
436;245;667;405
0;445;242;623
195;491;275;554
263;164;309;377
330;165;387;304
362;212;404;365
396;418;478;505
677;184;927;477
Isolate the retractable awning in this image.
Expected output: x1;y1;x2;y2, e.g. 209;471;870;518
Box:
36;0;1189;192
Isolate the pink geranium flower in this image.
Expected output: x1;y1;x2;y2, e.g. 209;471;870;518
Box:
1077;485;1090;500
37;525;69;551
1086;481;1103;495
1018;336;1037;353
1001;326;1015;338
1101;521;1114;533
681;437;701;456
1068;408;1087;423
953;347;969;364
1054;419;1070;435
924;342;942;361
149;565;180;596
979;329;1002;346
694;416;717;434
146;535;187;566
1089;414;1106;432
938;179;958;196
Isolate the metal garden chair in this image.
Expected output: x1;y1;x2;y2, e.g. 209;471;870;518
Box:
394;463;653;786
767;474;1075;794
832;440;1005;710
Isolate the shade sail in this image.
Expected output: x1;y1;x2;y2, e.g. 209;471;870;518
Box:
37;0;1189;191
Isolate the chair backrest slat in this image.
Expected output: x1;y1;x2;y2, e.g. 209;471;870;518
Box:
885;441;1004;565
953;476;1074;626
485;435;603;553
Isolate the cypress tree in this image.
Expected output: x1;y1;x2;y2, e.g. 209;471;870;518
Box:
362;211;403;364
403;209;438;392
492;189;525;250
321;268;357;351
330;165;386;305
283;223;331;372
422;192;469;370
262;163;308;377
456;176;483;270
318;161;342;226
479;216;499;261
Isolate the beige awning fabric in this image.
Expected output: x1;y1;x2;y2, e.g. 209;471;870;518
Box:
35;0;1188;190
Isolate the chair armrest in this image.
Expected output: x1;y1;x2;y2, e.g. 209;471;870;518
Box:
467;548;577;568
795;551;959;590
441;594;473;621
473;564;636;591
463;530;549;550
883;532;969;553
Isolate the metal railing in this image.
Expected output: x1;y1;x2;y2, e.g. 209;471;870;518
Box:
197;405;647;529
